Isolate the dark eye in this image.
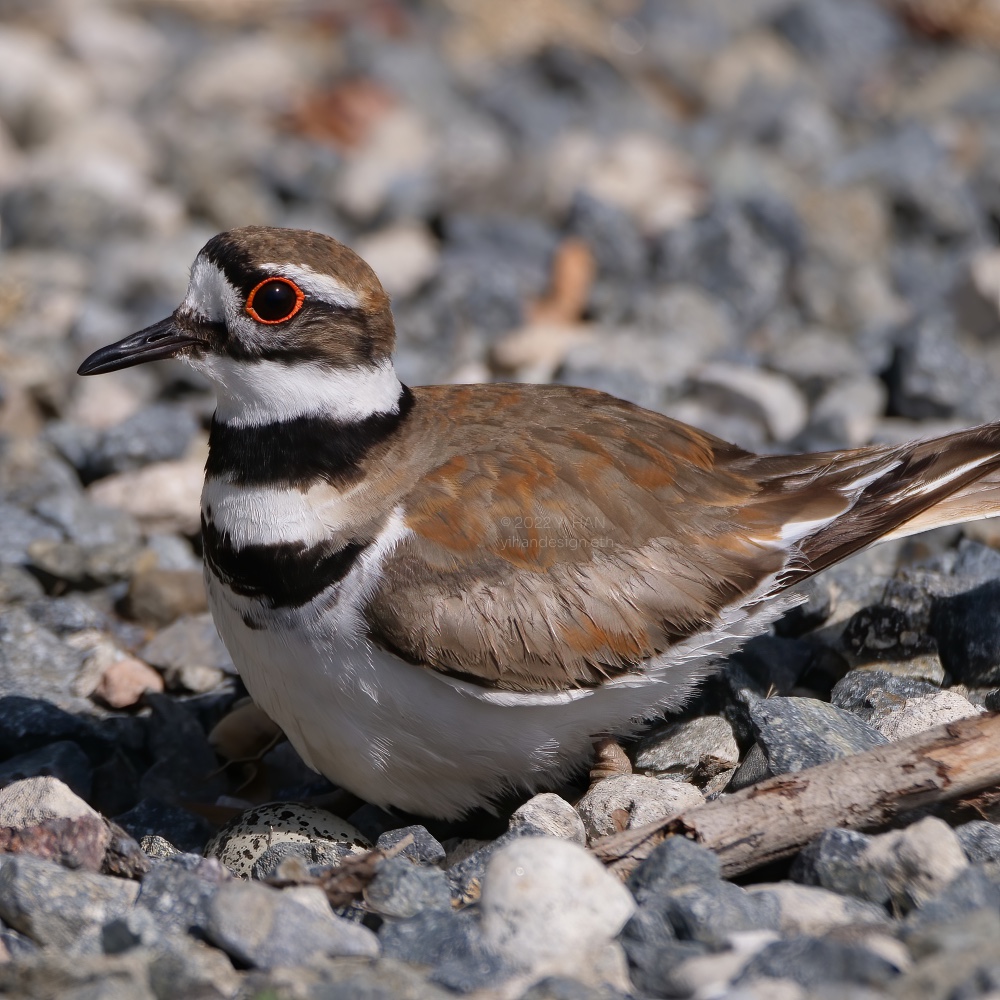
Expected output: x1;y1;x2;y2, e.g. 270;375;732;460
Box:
246;277;304;324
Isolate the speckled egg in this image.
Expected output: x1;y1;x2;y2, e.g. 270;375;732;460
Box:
204;802;371;879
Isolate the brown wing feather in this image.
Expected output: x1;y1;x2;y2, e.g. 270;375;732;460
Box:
361;387;1000;694
362;385;842;692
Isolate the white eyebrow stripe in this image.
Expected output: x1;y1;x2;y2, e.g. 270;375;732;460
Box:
262;262;362;310
183;256;235;323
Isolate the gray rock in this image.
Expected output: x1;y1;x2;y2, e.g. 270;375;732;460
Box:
146;938;241;1000
747;882;889;935
206;880;378;968
0;950;156;1000
658;880;781;948
507;793;586;844
627;836;722;905
905;865;1000;928
446;793;589;900
0;697;107;761
831;669;942;725
619;915;707;1000
931;581;1000;684
365;857;452;919
0;741;93;801
114;799;214;855
140;614;235;679
520;977;626;1000
773;0;901;98
135;853;229;936
734;934;901;989
33;493;141;548
101;906;174;955
633;715;740;783
840;602;933;661
139;694;228;807
0;438;82;509
862;816;968;913
26;537;141;589
26;594;108;635
956;821;1000;864
791;828;889;904
480;838;634;986
0;502;62;565
251;840;360;880
774;575;835;637
725;742;772;792
138;835;179;861
652;203;789;332
0;775;101;828
89;404;199;480
375;825;447;866
436;214;558;339
379;906;491;967
875;689;982;741
887;311;992;421
0;854;138;951
566;191;647;284
0;565;44;604
576;774;703;839
951;540;1000;589
0;610;88;711
745;694;888;775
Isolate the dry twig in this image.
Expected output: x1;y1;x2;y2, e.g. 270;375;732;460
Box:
591;712;1000;879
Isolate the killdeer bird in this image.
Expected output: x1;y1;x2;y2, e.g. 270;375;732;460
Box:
79;226;1000;819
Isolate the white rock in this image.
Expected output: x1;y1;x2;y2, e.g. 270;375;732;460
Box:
576;774;704;840
141;613;234;678
694;362;809;442
634;715;740;782
547;130;704;232
0;27;96;145
507;793;586;844
810;375;888;447
860;816;968;911
876;690;983;742
671;930;780;997
179;36;310;114
480;837;635;986
0;776;100;827
746;882;888;935
353;223;439;299
87;458;204;535
205;802;370;879
337;108;435;221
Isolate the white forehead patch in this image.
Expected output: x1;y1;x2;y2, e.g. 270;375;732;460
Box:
262;262;362;310
183;255;237;323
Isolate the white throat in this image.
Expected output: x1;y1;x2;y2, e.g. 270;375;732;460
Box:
193;356;403;427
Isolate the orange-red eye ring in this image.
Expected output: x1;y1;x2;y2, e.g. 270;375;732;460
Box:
245;277;305;324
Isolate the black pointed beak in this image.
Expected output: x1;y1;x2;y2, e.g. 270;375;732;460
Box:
77;316;205;376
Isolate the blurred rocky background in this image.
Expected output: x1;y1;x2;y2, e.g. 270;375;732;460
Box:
2;1;1000;998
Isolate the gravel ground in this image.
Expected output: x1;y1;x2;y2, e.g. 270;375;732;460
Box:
1;0;1000;998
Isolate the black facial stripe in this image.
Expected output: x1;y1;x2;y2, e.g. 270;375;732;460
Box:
206;386;415;488
202;515;369;608
221;303;371;364
202;235;261;294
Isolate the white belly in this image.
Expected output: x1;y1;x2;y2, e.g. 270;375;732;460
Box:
205;570;789;819
203;494;795;818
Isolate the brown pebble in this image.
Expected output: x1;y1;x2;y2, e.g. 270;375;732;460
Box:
94;654;164;709
209;699;284;762
128;568;208;627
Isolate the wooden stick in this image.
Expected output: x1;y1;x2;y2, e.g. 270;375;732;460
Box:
591;712;1000;879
